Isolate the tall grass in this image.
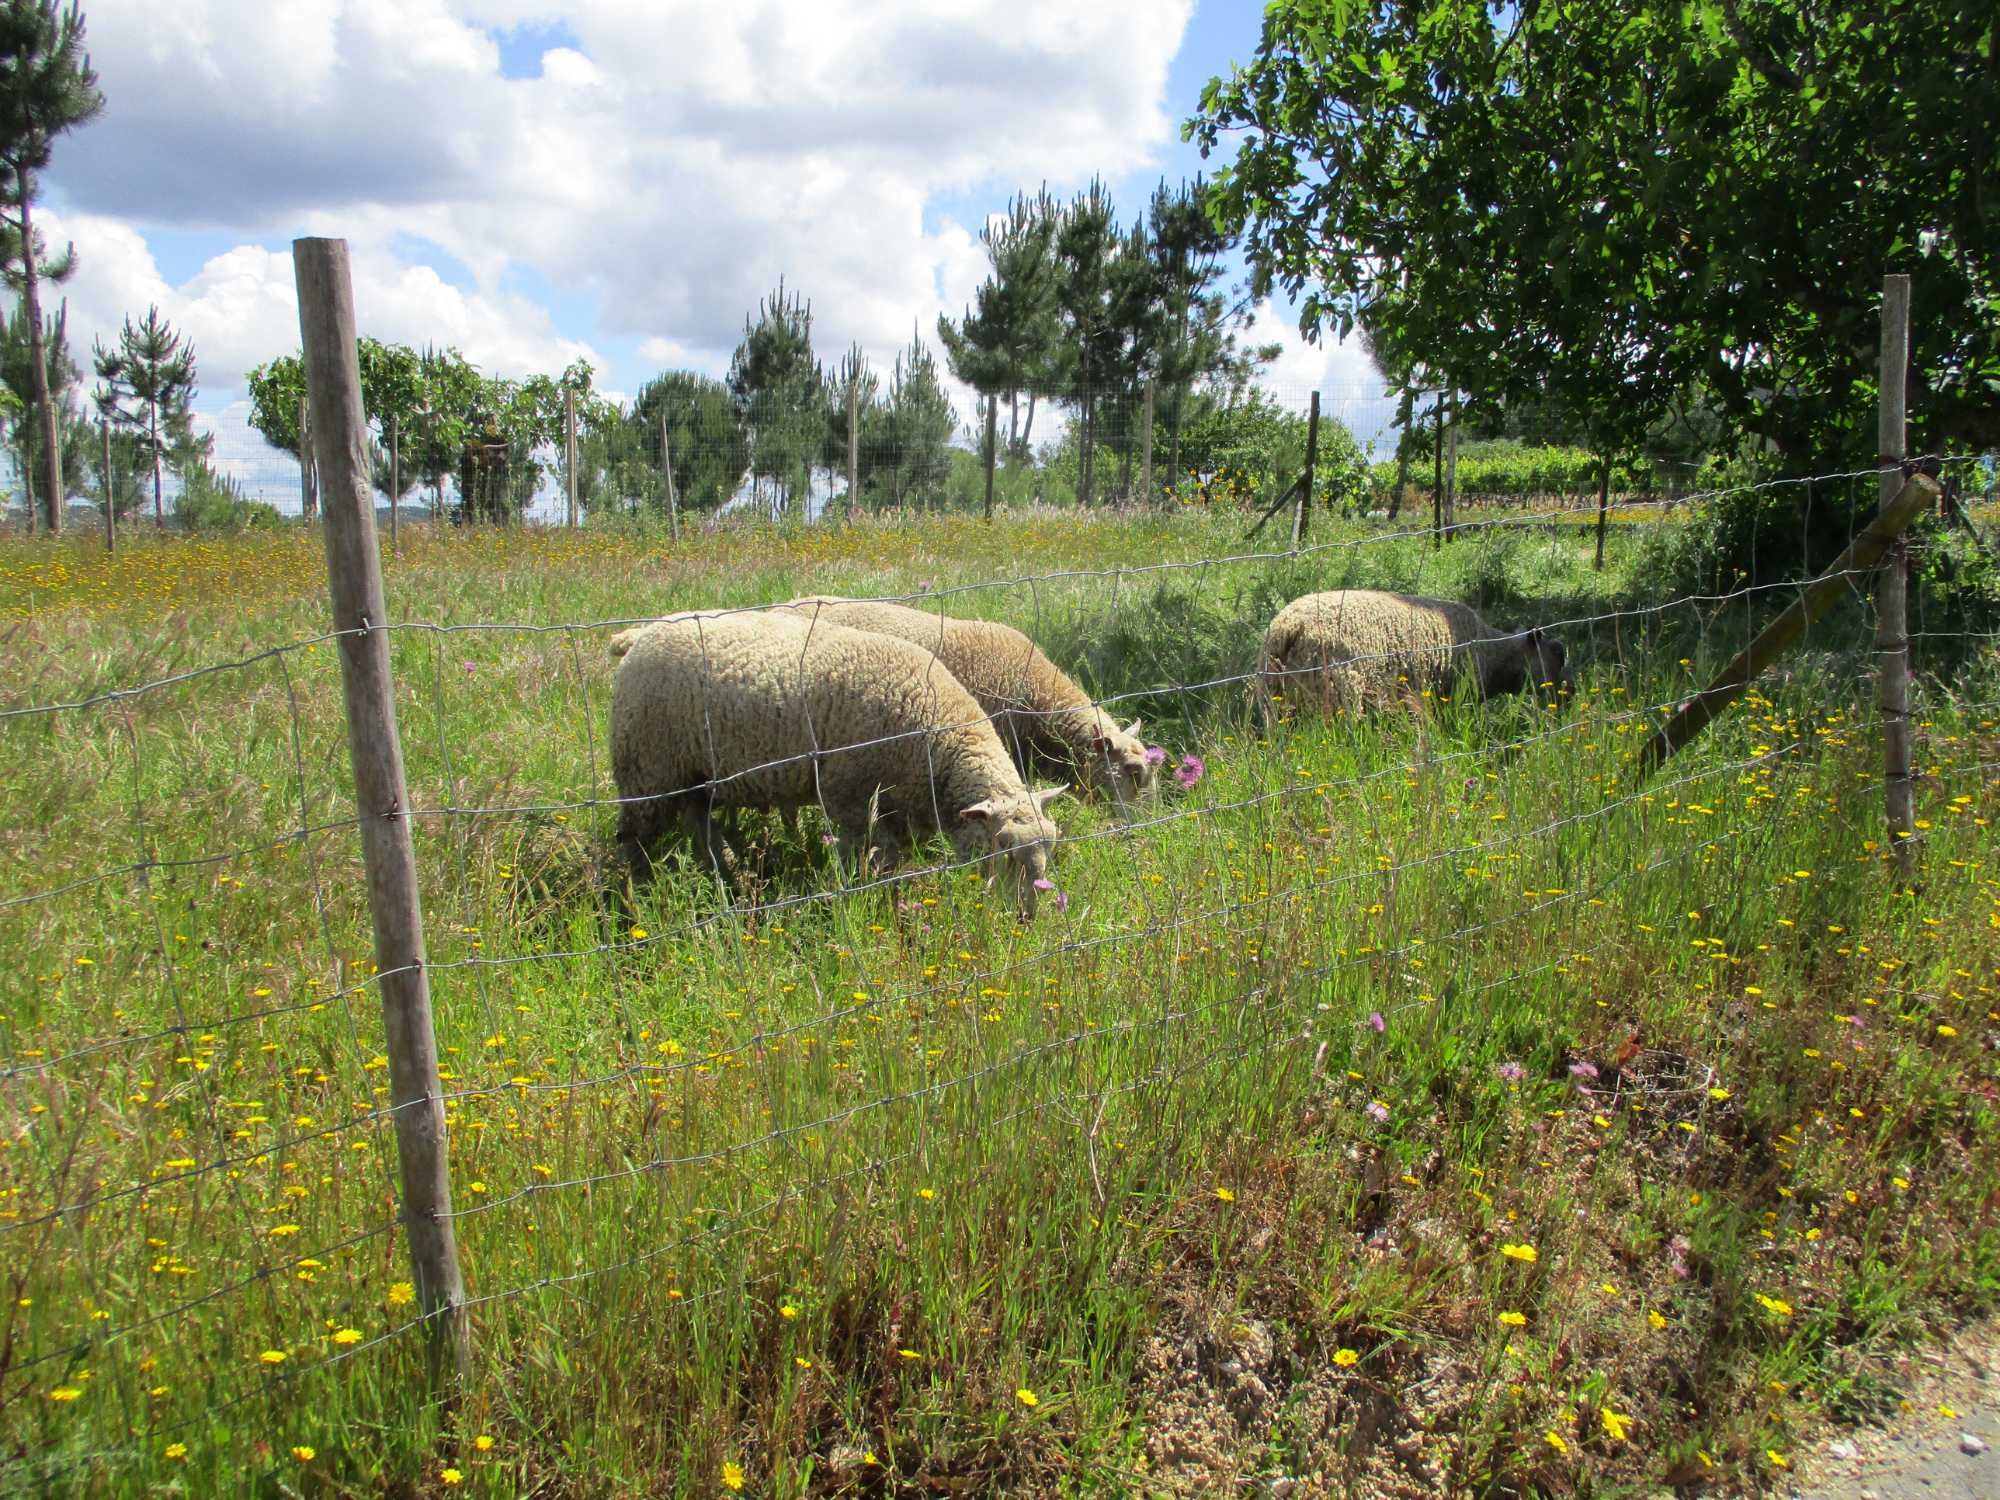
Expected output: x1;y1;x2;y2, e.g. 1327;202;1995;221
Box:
1;509;1995;1496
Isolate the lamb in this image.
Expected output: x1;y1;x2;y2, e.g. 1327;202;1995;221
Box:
1258;590;1574;718
607;609;1067;914
780;596;1157;809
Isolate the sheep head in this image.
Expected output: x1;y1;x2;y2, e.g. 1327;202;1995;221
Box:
956;785;1066;915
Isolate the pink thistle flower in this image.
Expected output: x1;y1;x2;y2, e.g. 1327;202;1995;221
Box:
1144;745;1168;767
1496;1061;1526;1082
1174;754;1205;789
1367;1011;1386;1033
1568;1060;1600;1081
1365;1101;1390;1123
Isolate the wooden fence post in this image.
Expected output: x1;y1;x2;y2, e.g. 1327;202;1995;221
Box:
1878;273;1916;884
388;413;400;552
846;377;859;520
982;394;997;520
1592;454;1612;571
101;420;114;554
1141;379;1156;506
1431;394;1445;550
563;387;579;529
1293;389;1321;547
1442;391;1459;538
292;237;470;1386
660;412;680;544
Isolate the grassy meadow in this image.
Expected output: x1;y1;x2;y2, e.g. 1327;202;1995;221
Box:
1;503;1997;1497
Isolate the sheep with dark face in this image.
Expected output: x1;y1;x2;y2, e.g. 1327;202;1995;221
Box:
608;611;1066;914
1258;590;1574;718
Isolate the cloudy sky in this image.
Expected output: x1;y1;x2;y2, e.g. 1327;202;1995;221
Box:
46;0;1390;492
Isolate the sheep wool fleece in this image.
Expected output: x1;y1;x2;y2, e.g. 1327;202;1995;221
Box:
782;597;1152;799
1260;590;1544;711
608;610;1039;858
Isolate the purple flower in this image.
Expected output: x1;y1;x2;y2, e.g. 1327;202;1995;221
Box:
1496;1061;1526;1082
1144;745;1168;767
1667;1235;1692;1279
1367;1011;1386;1034
1033;878;1055;891
1568;1060;1600;1081
1365;1101;1391;1124
462;660;477;675
1174;754;1206;790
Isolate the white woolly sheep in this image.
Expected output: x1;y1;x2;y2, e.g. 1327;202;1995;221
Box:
782;596;1156;809
1258;590;1574;718
607;610;1067;914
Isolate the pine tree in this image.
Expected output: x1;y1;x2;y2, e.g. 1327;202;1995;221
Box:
884;330;955;511
728;280;821;518
938;188;1062;458
0;291;76;526
0;1;103;532
1052;181;1124;506
93;306;197;527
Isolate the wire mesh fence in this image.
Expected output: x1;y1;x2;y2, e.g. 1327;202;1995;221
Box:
4;419;1995;1487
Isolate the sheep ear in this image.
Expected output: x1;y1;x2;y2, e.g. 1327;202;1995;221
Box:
959;800;994;823
1089;734;1111;751
1123;718;1143;738
1032;784;1068;810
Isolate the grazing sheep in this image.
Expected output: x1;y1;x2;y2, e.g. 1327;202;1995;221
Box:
781;596;1156;809
1258;590;1574;718
607;610;1066;914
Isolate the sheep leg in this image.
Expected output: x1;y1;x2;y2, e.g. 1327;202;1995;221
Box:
681;796;737;877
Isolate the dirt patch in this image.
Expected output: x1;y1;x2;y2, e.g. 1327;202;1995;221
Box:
1134;1278;1465;1498
1787;1320;1998;1500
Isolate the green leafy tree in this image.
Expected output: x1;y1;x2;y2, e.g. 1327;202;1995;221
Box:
0;0;102;531
1191;0;2000;468
92;306;196;527
728;280;821;518
247;340;485;516
632;370;750;514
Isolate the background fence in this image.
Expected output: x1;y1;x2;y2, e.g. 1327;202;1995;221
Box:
2;253;1996;1491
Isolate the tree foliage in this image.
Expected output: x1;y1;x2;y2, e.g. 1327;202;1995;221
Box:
1190;0;2000;466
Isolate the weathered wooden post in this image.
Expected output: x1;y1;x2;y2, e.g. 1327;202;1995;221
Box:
1292;389;1321;546
1592;454;1612;571
1141;378;1156;506
660;412;680;544
563;386;579;529
297;396;315;521
292;237;470;1386
1441;391;1459;538
983;393;998;520
101;420;114;554
1878;273;1916;884
1431;394;1445;550
846;376;860;519
388;413;400;552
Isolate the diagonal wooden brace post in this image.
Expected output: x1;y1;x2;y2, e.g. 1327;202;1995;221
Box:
1632;471;1938;782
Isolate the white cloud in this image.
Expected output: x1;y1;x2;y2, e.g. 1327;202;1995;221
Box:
1249;300;1396;452
53;0;1196;398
